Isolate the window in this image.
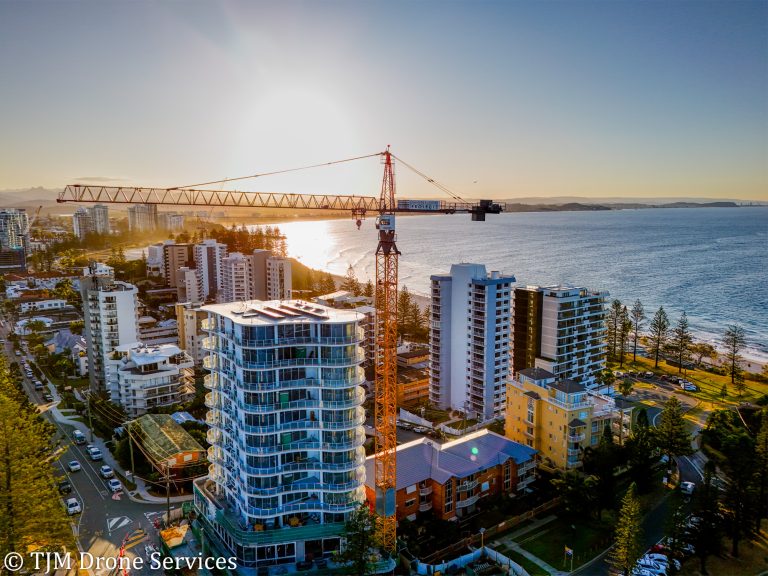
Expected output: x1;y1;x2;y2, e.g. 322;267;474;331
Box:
405;499;416;508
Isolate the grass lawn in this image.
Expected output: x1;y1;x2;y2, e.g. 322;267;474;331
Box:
613;356;768;407
677;521;768;575
519;513;615;571
494;545;551;575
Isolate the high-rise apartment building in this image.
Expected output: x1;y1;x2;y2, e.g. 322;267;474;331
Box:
159;212;185;231
511;285;607;388
74;205;110;239
106;343;195;417
429;264;514;420
505;367;625;471
80;264;140;393
128;204;158;232
90;204;110;235
163;244;194;288
194;239;228;301
72;208;93;239
175;302;209;365
176;267;203;304
218;250;292;304
194;300;366;570
0;209;29;272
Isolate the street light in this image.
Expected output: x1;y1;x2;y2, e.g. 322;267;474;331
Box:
479;527;486;550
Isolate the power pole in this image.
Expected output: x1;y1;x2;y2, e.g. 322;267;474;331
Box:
128;424;135;476
87;393;94;442
165;464;171;527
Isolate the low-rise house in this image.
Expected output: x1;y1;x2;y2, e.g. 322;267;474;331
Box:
128;413;206;469
45;330;88;376
364;429;536;522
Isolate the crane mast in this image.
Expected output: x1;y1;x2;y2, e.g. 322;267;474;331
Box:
373;148;400;551
56;148;507;556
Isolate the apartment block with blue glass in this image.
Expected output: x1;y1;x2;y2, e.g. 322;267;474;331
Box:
194;299;367;572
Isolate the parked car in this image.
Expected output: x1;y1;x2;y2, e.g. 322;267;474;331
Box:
100;465;114;479
636;560;667;575
43;393;53;402
107;479;122;493
644;371;654;378
58;479;72;494
65;498;82;515
34;382;43;390
680;481;696;495
68;460;81;472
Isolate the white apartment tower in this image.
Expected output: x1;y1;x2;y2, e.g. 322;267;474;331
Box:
429;263;515;420
80;264;140;393
512;285;607;388
194;239;228;301
128;204;158;232
194;300;366;570
72;208;93;239
218;250;292;304
90;204;110;234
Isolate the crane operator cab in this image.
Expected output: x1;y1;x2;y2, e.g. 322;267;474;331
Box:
375;214;396;231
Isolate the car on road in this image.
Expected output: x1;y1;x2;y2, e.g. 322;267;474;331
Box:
680;481;696;495
43;393;53;402
107;479;122;493
68;460;81;472
58;479;72;494
644;371;654;378
87;447;103;461
34;382;44;390
73;430;86;444
100;465;115;479
413;426;429;434
65;497;82;515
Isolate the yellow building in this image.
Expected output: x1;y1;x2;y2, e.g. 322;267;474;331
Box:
505;368;625;472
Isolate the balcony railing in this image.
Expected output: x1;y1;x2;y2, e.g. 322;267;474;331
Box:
456;494;480;508
419;486;433;496
456;479;478;492
419;502;433;512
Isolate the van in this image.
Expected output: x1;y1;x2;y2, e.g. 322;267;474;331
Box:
73;430;86;445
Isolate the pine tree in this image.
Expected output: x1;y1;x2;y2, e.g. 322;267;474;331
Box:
338;504;377;575
618;305;632;368
609;483;643;576
341;265;362;296
648;306;670;368
606;299;623;360
721;431;757;557
363;279;374;298
691;463;724;575
755;409;768;531
723;324;746;385
670;311;693;373
0;362;74;556
630;299;645;363
655;396;693;465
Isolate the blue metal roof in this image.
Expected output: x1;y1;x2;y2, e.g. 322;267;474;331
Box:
364;430;536;491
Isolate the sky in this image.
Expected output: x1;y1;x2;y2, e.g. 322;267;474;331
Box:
0;0;766;201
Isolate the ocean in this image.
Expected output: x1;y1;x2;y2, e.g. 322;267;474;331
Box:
274;206;768;362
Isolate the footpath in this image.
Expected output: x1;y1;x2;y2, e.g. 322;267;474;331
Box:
44;382;193;505
492;515;570;576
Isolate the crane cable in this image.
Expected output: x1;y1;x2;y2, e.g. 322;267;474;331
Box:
168;152;385;191
390;153;469;204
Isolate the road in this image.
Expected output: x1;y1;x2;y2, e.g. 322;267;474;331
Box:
572;374;709;576
1;319;167;575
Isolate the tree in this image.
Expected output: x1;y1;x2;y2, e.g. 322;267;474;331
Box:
609;483;643;576
690;463;724;575
0;361;74;557
69;319;84;335
630;299;645;363
691;342;716;366
617;379;633;445
648;307;670;368
670;311;693;374
722;324;746;385
734;370;746;398
617;306;632;368
583;425;622;519
363;279;374;298
550;471;598;518
654;397;693;466
341;265;362;296
721;430;757;557
754;409;768;531
625;424;657;493
635;407;649;429
338;504;378;575
606;299;624;360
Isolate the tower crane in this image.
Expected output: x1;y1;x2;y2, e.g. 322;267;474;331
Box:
58;148;507;552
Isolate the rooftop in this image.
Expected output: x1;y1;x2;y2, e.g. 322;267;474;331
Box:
201;299;362;326
518;367;555;381
364;429;536;491
130;414;204;463
549;379;587;394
